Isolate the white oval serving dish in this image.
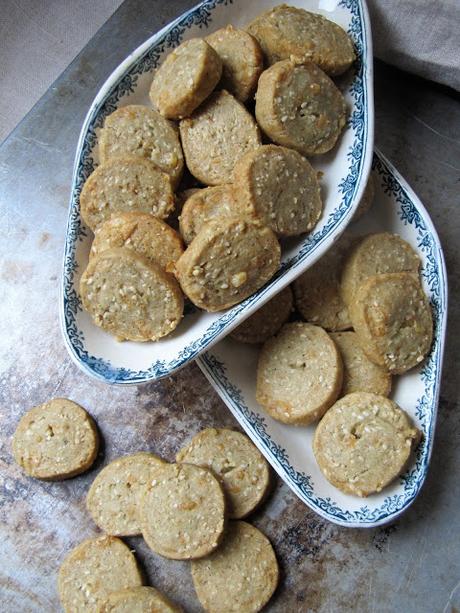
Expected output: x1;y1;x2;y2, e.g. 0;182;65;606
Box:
61;0;373;384
198;149;447;527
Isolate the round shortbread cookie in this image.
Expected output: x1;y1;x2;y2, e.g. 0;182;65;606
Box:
353;174;375;221
233;144;322;236
175;217;280;312
256;322;343;425
330;332;391;397
12;398;99;481
313;392;421;497
340;232;420;307
139;463;226;560
230;286;293;344
349;272;433;374
293;238;352;331
80;157;175;232
86;452;165;536
179;185;244;245
98;586;181;613
90;212;184;272
58;536;143;613
150;38;222;120
205;25;264;102
179;89;261;185
98;105;184;187
255;60;347;156
246;4;355;76
80;248;183;342
176;428;270;519
191;521;279;613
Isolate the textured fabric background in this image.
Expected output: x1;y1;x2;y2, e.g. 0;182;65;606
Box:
0;0;458;143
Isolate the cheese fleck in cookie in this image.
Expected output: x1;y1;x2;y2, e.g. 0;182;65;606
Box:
191;521;278;613
150;38;222;120
98;105;184;187
58;536;143;613
86;452;165;536
175;217;280;312
80;248;183;342
246;4;355;76
90;212;183;272
205;25;264;102
313;392;421;497
330;332;391;396
176;428;270;518
256;322;343;425
140;463;226;560
255;60;347;156
98;586;181;613
180;90;261;185
233;145;322;236
230;286;293;344
349;272;433;374
12;398;99;480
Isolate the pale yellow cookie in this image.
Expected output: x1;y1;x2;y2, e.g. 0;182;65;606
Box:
12;398;99;480
313;392;421;497
98;586;181;613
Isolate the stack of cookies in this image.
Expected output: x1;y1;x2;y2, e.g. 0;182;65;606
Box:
77;4;356;343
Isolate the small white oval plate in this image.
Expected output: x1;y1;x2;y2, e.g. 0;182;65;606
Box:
198;149;447;527
61;0;373;384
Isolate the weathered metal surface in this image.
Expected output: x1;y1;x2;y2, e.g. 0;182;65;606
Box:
0;1;459;611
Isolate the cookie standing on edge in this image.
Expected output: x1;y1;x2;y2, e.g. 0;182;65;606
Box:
98;586;181;613
80;248;184;342
191;521;279;613
256;322;343;425
98;105;184;187
175;217;280;312
233;145;323;236
12;398;99;480
313;392;421;497
176;428;271;518
150;38;222;120
140;463;226;560
58;536;143;613
86;452;166;536
205;25;264;102
180;89;261;185
255;60;347;156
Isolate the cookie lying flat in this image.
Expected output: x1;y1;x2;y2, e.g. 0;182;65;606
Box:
255;60;347;156
86;452;165;536
12;398;99;480
180;90;261;185
233;145;322;236
176;428;270;519
58;536;143;613
293;238;352;331
340;232;420;307
313;392;421;497
98;105;184;187
90;212;184;272
175;217;280;312
140;463;226;560
80;248;183;342
191;521;278;613
349;272;433;374
80;157;175;232
246;4;355;76
98;586;181;613
256;322;343;425
150;38;222;120
353;174;375;221
330;332;391;397
230;286;293;344
179;185;243;245
205;25;264;102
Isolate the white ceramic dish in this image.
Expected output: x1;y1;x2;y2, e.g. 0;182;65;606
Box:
198;149;447;528
61;0;373;384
